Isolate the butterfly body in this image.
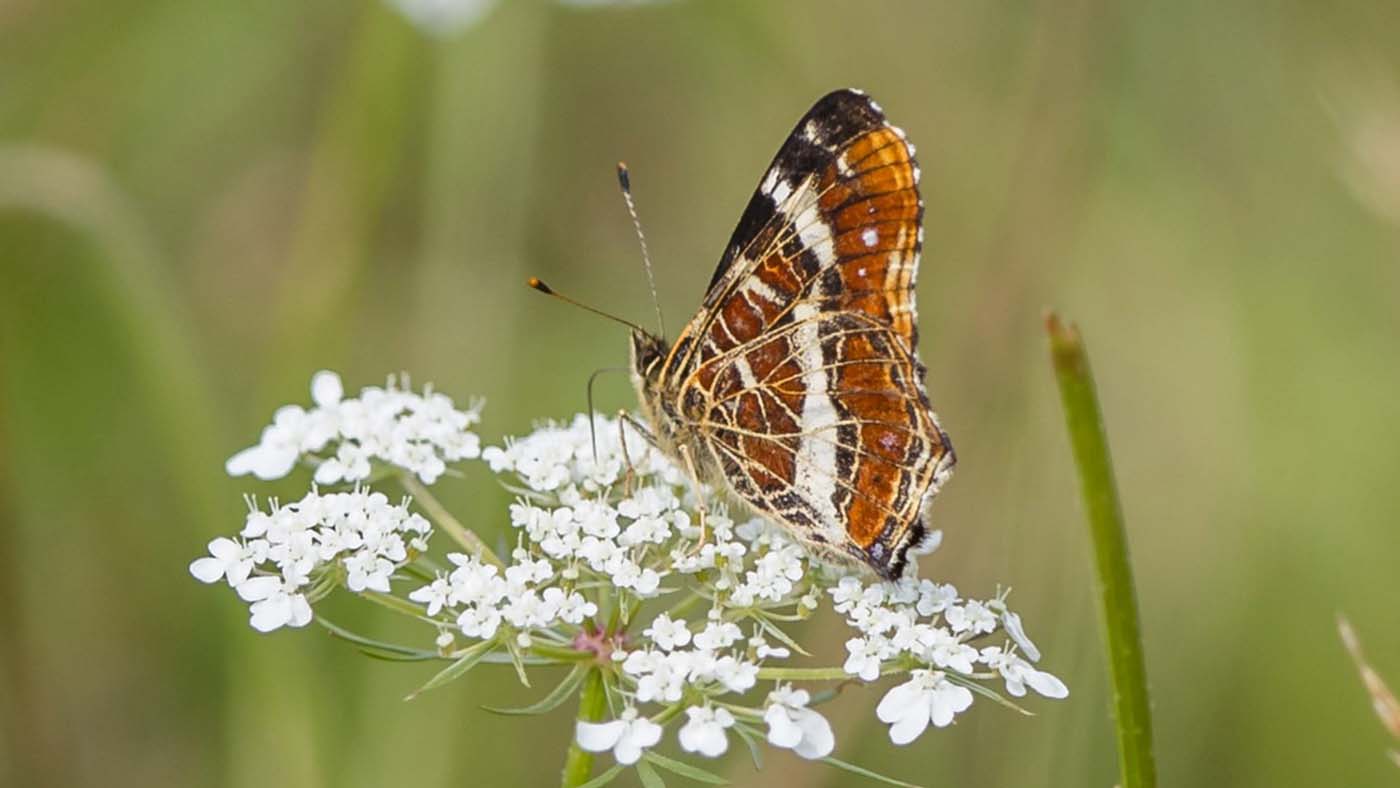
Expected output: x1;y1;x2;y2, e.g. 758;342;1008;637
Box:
631;89;955;580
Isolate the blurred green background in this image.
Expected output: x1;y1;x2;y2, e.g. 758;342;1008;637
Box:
4;0;1400;785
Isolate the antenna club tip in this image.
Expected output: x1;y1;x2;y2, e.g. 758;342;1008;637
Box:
527;276;552;294
616;162;631;191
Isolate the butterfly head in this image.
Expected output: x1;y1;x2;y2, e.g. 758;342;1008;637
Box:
630;329;700;467
628;330;668;393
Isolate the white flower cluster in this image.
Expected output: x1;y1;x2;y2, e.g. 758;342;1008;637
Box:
473;414;1066;763
226;370;481;485
190;488;431;632
452;414;833;761
483;412;684;493
197;372;1068;783
410;551;598;646
830;575;1067;741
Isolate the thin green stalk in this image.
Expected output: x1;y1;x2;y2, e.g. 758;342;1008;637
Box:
755;663;908;682
400;473;504;569
1045;313;1157;788
561;667;608;787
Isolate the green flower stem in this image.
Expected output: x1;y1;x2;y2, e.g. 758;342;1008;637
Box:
532;644;595;662
755;663;907;682
400;473;505;569
561;667;608;788
361;591;439;624
1046;313;1158;788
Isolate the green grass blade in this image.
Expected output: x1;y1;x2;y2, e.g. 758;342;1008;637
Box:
1046;313;1158;788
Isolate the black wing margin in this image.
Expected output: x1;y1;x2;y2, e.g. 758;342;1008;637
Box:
703;89;889;299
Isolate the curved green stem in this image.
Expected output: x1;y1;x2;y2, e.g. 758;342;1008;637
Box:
561;668;608;787
1046;313;1158;788
400;473;504;568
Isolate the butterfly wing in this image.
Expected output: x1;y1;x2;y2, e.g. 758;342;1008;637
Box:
664;89;954;578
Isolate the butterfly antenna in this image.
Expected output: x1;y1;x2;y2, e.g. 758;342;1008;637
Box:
527;277;649;335
617;162;665;338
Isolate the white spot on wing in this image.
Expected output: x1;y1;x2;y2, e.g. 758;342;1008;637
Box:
771;180;792;204
862;228;879;248
741;276;781;305
795;206;835;266
734;354;758;390
760;168;780;196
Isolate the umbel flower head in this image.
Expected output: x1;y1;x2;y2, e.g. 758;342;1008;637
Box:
193;371;1068;784
225;371;481;485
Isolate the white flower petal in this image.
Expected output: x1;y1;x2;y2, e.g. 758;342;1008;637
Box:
189;555;227;584
288;594;313;627
206;537;240;560
764;707;803;749
575;720;625;753
614;718;662;765
929;683;973;727
235;576;281;602
627;718;663;749
888;705;930;745
1001;610;1041;662
876;679;923;723
248;596;291;632
612;738;643;766
793;709;835;759
226;444;298;480
310;370;343;407
1025;668;1069;699
313;461;343;486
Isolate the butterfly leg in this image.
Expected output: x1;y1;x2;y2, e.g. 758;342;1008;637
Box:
676;443;709;554
616;411;638;496
616;411;658;497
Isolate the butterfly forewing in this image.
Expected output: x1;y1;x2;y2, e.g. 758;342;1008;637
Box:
654;89;954;579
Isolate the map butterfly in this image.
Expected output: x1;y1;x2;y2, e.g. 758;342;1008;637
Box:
627;89;956;580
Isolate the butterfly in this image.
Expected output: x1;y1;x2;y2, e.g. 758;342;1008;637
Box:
628;89;955;580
